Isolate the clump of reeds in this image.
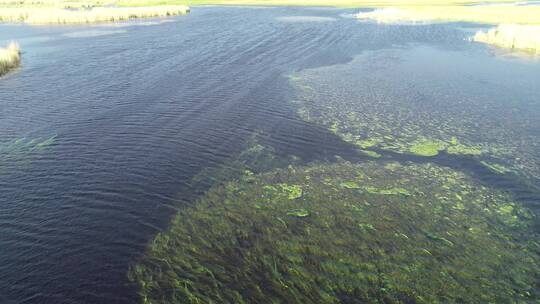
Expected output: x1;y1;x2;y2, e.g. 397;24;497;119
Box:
0;5;189;24
474;24;540;54
355;6;540;25
0;41;20;77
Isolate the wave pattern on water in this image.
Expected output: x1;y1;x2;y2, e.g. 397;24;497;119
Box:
0;6;538;304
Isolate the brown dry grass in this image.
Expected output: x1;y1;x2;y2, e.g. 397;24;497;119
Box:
0;42;20;77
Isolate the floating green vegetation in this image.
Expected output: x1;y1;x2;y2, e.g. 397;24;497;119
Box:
364;185;411;196
131;161;539;303
359;149;381;158
408;140;447;157
446;143;483;156
278;183;303;200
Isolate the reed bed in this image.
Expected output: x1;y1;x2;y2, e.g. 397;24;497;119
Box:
355;6;540;25
0;42;20;77
0;5;189;24
0;0;114;7
474;24;540;54
119;0;531;7
0;0;520;8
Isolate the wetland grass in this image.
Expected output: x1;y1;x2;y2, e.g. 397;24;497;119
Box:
0;42;20;77
117;0;534;8
474;24;540;54
355;6;540;25
0;5;189;24
355;5;540;53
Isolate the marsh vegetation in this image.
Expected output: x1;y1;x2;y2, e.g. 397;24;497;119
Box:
356;5;540;53
0;5;189;24
0;42;20;77
355;5;540;25
474;24;540;54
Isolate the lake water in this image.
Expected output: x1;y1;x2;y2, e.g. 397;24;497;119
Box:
0;6;539;303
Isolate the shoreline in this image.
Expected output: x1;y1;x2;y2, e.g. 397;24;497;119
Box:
355;6;540;54
0;5;190;24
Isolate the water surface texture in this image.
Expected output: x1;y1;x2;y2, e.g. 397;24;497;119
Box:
0;6;539;304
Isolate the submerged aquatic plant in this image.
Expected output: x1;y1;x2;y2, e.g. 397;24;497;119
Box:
287;52;540;181
131;161;539;303
0;41;20;77
288;71;491;162
191;134;300;190
1;134;57;163
481;160;512;174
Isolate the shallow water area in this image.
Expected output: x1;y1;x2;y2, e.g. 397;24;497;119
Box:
292;44;540;184
0;5;539;304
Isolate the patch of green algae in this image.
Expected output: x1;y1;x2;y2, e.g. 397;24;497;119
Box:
364;185;411;196
130;161;539;303
409;140;447;157
278;183;303;200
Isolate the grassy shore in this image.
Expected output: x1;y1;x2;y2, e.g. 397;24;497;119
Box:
0;42;20;77
474;24;540;54
0;0;519;9
355;6;540;25
116;0;518;7
356;5;540;54
0;5;189;24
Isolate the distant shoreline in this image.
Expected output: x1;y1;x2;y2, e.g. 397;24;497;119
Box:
355;5;540;54
0;2;189;25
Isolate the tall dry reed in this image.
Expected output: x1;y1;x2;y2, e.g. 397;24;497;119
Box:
0;41;20;77
0;5;189;24
474;24;540;54
355;6;540;25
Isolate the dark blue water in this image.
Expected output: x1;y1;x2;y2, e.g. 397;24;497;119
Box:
0;6;539;304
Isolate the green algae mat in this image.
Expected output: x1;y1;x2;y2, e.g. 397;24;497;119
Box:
130;161;539;303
